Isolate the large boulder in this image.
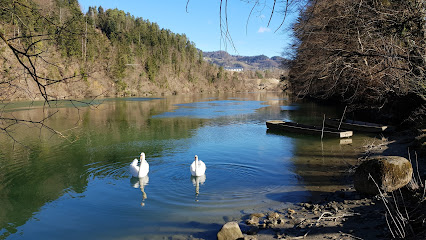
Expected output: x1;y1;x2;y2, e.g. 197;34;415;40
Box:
354;156;413;195
217;222;244;240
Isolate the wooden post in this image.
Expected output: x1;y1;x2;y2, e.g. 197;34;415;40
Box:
321;114;325;140
338;106;347;130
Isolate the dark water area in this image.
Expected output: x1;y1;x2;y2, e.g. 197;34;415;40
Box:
0;92;377;239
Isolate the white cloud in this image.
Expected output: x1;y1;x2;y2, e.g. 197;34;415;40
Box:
258;27;271;33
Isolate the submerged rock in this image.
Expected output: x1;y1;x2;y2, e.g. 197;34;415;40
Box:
217;221;244;240
354;156;413;195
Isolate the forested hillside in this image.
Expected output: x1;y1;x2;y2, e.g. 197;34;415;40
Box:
0;0;274;101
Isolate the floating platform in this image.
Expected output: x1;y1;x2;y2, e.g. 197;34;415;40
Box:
266;120;353;138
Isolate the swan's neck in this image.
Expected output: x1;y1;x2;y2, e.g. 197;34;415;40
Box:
194;156;198;170
138;167;143;177
138;153;145;176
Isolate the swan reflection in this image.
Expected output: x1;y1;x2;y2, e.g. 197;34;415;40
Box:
191;174;206;200
130;175;149;206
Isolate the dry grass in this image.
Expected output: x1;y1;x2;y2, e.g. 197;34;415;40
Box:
369;151;425;239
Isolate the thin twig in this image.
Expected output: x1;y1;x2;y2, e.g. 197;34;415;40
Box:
385;212;396;239
274;0;290;33
415;152;423;187
267;0;277;27
369;174;405;238
317;212;359;221
245;0;259;35
317;211;333;222
186;0;190;12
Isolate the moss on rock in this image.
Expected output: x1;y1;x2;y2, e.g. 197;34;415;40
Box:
354;156;413;195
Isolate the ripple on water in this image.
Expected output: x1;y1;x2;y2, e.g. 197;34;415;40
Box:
141;161;288;211
83;161;129;180
1;153;60;188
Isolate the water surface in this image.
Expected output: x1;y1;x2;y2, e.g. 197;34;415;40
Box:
0;92;377;239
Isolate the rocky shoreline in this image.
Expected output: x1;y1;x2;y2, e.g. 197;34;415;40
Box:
218;130;426;240
239;188;386;240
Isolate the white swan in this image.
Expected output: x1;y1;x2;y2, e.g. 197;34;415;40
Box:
190;155;206;177
129;152;149;178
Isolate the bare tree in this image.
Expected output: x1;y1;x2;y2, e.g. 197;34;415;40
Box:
288;0;425;123
0;0;94;145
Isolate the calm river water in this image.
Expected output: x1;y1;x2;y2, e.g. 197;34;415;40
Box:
0;92;376;239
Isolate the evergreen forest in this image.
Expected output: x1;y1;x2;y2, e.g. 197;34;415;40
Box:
0;0;276;102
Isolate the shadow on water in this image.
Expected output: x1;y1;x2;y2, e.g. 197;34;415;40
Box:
266;129;358;186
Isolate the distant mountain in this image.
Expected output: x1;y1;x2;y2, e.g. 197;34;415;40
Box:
202;51;285;70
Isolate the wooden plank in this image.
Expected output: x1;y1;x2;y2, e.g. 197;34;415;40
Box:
325;118;391;133
266;120;353;138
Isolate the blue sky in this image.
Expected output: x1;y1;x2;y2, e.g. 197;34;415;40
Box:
78;0;296;57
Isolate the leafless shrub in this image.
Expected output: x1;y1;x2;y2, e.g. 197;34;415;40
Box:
288;0;426;120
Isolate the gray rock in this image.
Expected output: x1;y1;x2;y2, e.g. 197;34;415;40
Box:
354;156;413;195
217;222;244;240
250;213;265;218
267;212;280;220
245;215;259;225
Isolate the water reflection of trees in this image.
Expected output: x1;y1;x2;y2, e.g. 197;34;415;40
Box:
0;95;212;238
0;92;290;238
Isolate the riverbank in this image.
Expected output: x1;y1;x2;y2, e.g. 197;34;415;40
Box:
234;130;426;240
1;63;285;101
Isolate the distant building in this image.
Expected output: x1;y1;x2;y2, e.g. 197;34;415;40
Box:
224;67;244;72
